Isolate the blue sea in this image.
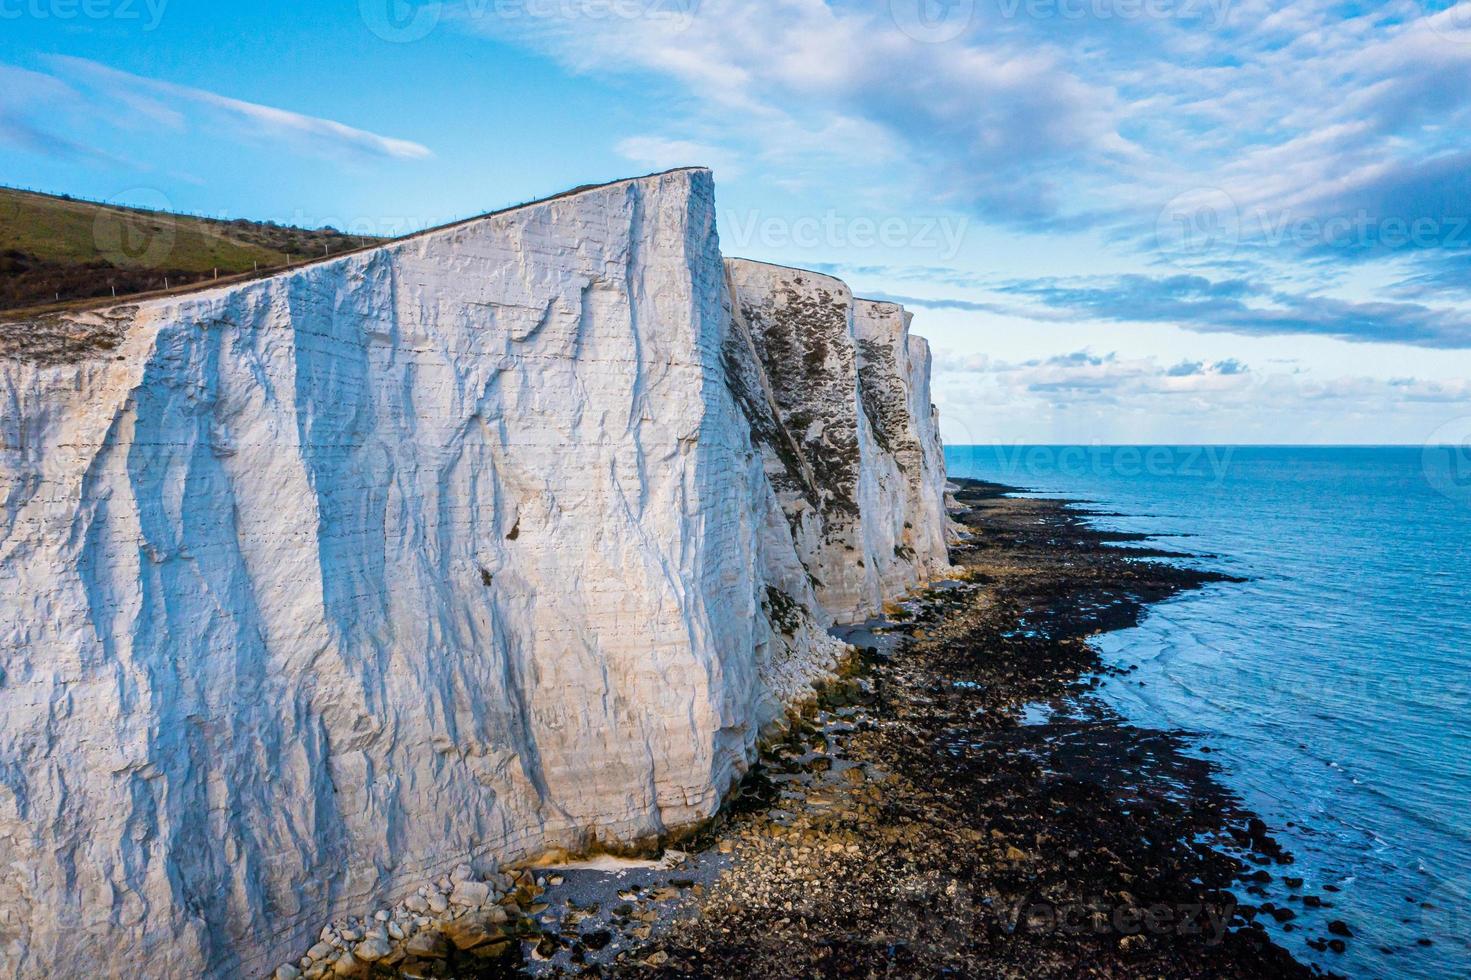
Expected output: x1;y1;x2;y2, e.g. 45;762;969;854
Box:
945;446;1471;979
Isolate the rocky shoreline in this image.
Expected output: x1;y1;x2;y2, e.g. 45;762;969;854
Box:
278;479;1345;978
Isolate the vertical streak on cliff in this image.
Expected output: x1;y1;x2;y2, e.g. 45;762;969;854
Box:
0;170;946;978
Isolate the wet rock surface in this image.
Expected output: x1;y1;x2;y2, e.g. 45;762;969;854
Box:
340;480;1337;978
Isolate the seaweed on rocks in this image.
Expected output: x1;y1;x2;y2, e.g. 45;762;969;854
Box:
539;480;1323;978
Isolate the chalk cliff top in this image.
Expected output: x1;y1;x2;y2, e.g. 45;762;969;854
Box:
0;166;948;978
0;167;713;331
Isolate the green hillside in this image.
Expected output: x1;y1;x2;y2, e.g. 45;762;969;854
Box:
0;187;385;312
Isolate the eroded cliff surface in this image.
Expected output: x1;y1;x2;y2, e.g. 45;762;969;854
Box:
0;170;943;978
853;299;953;577
724;262;951;622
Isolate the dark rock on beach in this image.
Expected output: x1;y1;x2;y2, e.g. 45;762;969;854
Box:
494;480;1318;978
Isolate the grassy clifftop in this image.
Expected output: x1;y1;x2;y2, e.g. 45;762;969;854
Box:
0;187;385;312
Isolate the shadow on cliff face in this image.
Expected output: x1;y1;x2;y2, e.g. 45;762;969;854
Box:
360;481;1334;979
508;481;1329;978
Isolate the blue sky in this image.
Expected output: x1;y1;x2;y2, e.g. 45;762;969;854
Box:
2;0;1469;443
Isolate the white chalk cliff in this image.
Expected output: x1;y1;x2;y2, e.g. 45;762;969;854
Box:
0;169;948;978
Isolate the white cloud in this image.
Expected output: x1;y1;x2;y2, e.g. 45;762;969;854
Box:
31;56;433;162
932;345;1471;444
937;348;1259;399
460;0;1471;303
457;0;1123;218
615;136;745;178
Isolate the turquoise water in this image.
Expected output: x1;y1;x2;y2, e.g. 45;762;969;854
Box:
945;446;1471;979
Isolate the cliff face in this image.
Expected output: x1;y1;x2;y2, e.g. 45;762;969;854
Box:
0;170;944;978
852;300;953;578
725;263;950;622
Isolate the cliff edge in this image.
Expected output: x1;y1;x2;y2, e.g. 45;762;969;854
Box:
0;169;947;978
